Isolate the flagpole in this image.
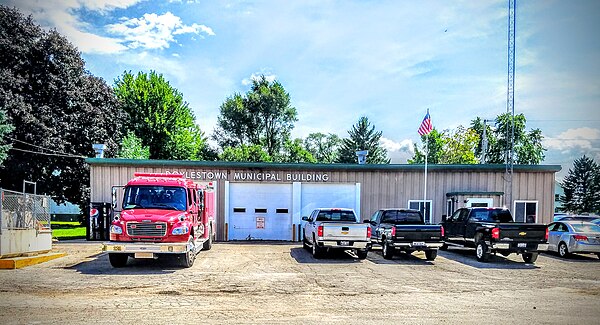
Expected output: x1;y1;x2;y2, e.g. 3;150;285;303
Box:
423;133;428;222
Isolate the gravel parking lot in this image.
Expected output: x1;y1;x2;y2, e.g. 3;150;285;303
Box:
0;241;599;324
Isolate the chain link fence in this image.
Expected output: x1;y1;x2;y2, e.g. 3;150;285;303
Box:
0;189;51;234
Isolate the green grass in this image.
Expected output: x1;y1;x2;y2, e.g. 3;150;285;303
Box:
51;221;86;240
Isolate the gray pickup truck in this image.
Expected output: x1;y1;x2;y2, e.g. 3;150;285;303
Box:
302;208;370;259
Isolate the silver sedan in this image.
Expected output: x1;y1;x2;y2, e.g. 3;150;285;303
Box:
547;221;600;259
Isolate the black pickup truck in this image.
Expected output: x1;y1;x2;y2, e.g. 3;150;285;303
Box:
367;209;444;260
441;207;549;263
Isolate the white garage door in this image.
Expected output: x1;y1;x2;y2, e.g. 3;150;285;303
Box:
300;183;358;220
229;183;292;240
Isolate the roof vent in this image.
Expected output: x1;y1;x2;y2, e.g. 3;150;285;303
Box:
355;150;368;164
92;144;107;158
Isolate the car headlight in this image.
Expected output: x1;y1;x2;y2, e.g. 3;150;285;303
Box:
172;225;190;235
110;225;123;235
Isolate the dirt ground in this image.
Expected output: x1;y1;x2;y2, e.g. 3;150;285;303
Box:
0;241;599;325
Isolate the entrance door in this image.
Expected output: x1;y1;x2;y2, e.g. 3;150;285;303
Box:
229;183;292;240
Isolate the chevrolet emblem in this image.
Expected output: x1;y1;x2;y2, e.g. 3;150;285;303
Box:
519;232;527;236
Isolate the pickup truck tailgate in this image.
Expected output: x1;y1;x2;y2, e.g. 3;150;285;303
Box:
322;223;368;241
497;223;547;242
394;225;442;241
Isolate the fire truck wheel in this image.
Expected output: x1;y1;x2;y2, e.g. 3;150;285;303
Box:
202;225;213;251
180;236;196;268
108;253;128;268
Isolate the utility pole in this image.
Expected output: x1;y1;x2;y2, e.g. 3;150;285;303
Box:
481;119;488;164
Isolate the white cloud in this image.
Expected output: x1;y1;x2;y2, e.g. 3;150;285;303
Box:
107;12;214;50
543;127;600;152
380;137;413;153
241;72;277;86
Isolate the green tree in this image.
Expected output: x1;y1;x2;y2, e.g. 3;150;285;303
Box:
219;145;272;162
114;71;207;160
441;126;479;164
472;113;545;164
0;108;13;165
212;75;298;159
560;155;600;214
337;116;390;164
0;6;123;210
118;131;150;159
304;132;341;163
408;128;445;164
280;138;316;163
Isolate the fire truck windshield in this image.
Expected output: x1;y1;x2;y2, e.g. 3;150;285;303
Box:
122;186;187;211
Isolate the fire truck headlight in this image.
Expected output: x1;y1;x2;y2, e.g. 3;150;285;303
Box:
172;225;190;235
110;225;123;235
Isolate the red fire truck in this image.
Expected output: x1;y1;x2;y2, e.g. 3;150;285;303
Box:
102;173;215;268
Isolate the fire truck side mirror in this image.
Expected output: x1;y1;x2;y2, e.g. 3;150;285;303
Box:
111;187;117;209
198;190;205;210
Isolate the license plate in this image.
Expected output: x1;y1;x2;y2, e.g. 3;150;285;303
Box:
340;241;350;246
134;252;154;259
517;243;527;248
412;241;426;247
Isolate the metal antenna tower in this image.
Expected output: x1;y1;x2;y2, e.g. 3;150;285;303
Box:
505;0;516;207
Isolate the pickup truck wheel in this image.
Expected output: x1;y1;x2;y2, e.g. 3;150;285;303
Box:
522;252;538;263
439;243;448;251
180;236;196;268
356;249;368;260
202;226;213;251
382;241;394;260
312;237;324;259
476;241;490;262
108;253;128;268
425;250;438;261
558;242;570;258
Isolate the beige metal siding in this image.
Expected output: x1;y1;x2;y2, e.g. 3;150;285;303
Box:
89;163;558;240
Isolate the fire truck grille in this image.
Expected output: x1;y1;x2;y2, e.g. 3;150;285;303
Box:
126;222;167;237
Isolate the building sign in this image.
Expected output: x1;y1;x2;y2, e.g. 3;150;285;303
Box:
256;217;265;229
165;170;329;182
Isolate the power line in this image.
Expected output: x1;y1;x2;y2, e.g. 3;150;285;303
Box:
9;147;87;159
8;137;65;155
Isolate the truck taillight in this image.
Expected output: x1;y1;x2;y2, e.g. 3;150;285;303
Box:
391;227;396;237
573;235;588;241
317;225;323;237
545;227;549;241
441;225;445;238
367;227;371;238
491;227;500;240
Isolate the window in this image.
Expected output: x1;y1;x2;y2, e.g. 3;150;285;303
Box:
255;208;267;213
276;208;289;214
315;210;356;222
233;207;246;213
381;210;423;225
408;200;432;224
514;201;538;223
370;210;381;223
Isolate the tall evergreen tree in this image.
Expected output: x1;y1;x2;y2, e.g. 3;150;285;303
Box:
560;155;600;214
337;116;389;164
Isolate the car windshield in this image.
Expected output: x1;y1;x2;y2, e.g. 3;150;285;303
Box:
123;185;187;211
381;210;423;224
471;209;513;223
315;210;356;222
571;224;600;233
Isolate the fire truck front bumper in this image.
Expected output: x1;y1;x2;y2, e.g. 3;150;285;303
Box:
102;242;190;254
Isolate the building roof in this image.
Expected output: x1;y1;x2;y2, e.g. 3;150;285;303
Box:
86;158;562;173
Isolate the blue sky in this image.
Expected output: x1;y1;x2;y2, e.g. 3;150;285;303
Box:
6;0;600;179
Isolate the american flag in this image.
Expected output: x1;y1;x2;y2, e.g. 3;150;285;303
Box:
418;111;433;136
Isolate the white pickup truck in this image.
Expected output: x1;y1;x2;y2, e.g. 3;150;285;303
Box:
302;208;371;259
